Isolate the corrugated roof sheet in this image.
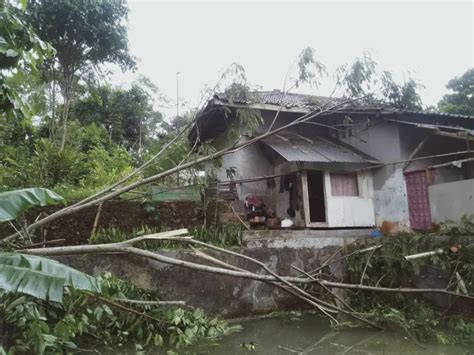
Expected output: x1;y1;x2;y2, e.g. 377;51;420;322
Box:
213;90;474;120
262;132;371;164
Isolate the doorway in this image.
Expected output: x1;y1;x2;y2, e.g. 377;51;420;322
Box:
307;171;326;222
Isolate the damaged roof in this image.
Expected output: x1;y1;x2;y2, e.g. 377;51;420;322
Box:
213;90;474;119
261;132;380;171
189;90;474;144
213;90;340;110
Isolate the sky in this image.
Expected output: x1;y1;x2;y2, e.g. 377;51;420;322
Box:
113;0;474;118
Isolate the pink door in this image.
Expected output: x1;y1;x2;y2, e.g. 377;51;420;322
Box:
404;170;433;230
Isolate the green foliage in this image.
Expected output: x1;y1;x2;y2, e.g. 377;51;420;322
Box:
26;0;136;149
1;133;135;193
70;79;163;152
342;233;474;344
438;68;474;116
90;225;243;249
338;53;377;97
0;0;53;120
0;252;101;302
295;47;326;88
0;187;63;222
380;71;423;110
0;0;53;167
80;146;133;188
223;83;263;142
28;0;135;73
0;273;233;353
440;215;474;236
336;52;423;110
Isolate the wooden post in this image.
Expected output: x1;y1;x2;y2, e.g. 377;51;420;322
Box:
90;203;104;238
403;136;430;171
301;171;311;228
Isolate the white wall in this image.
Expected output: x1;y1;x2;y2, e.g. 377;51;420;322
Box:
429;178;474;223
323;171;376;227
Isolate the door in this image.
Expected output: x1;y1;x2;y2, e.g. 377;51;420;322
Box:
307;171;326;222
404;170;433;230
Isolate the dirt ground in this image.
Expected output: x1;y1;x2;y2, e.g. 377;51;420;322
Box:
0;200;204;245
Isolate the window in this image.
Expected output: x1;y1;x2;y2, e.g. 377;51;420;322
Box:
330;173;359;196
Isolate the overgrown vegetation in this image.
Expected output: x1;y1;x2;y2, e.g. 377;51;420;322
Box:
340;229;474;345
91;224;244;249
0;273;236;353
0;191;237;354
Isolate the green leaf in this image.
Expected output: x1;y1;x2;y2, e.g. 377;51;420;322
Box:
0;188;64;223
20;0;28;11
0;253;101;302
154;334;163;346
0;264;65;302
6;49;19;58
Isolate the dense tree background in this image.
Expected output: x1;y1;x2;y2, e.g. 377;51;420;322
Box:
0;0;188;197
27;0;136;150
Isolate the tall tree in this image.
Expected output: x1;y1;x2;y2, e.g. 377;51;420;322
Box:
70;79;163;152
28;0;136;151
438;68;474;116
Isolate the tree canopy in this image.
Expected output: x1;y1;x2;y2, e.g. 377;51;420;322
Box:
27;0;136;150
438;68;474;116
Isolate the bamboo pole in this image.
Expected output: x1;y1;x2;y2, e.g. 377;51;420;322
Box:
355;150;471;171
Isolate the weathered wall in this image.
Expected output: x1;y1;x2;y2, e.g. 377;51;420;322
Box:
337;120;411;231
429;178;474;223
213;113;314;226
56;235;357;317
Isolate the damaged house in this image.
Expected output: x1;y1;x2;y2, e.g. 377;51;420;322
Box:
189;91;474;232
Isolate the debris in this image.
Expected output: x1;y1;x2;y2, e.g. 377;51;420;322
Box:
281;218;294;228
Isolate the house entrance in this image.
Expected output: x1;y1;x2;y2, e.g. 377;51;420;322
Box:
307;171;326;222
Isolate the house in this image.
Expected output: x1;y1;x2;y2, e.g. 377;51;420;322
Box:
189;90;474;232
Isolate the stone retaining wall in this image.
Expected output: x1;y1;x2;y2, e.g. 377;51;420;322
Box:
56;236;357;317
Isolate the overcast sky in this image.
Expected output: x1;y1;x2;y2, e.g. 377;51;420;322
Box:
114;0;473;118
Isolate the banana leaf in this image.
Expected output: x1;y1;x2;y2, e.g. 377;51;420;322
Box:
0;253;101;302
0;188;64;223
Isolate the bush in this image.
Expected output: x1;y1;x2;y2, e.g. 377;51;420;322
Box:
0;273;236;353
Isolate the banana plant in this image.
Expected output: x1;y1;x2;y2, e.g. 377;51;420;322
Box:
0;188;101;303
0;253;101;302
0;187;64;223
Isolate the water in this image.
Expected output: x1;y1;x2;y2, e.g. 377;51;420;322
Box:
186;314;472;354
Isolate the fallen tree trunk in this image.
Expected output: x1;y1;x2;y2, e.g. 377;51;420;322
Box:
21;230;474;302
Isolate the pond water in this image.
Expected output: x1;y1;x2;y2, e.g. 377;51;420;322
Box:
186;313;472;355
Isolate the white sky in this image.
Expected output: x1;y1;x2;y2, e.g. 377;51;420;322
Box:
113;0;474;118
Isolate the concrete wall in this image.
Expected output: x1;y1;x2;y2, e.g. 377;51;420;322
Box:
429;178;474;223
55;238;354;317
337;119;473;231
209;109;473;232
213;112;325;227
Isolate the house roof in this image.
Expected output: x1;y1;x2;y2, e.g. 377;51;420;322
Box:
261;132;379;172
189;90;474;144
213;90;474;119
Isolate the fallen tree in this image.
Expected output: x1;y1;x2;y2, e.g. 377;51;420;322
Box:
21;229;474;336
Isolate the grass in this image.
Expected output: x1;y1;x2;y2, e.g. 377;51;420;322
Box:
90;224;244;250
